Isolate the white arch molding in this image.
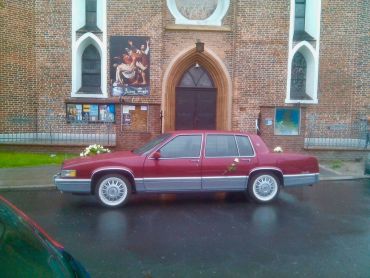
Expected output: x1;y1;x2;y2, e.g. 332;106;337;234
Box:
162;45;232;132
286;41;319;104
71;0;107;98
287;0;321;104
72;33;107;98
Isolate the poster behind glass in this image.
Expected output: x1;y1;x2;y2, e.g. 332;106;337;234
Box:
66;104;115;123
274;108;300;135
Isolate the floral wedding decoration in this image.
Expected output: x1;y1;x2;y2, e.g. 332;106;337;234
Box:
80;144;111;157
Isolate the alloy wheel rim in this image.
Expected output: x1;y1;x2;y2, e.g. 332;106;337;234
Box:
99;177;127;205
253;175;278;201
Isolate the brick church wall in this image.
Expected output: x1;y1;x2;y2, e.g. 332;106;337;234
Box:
0;0;368;152
308;0;369;124
0;0;37;132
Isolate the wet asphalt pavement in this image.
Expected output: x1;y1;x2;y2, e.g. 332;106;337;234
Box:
2;179;370;278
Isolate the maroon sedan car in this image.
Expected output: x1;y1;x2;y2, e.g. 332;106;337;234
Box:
54;131;319;207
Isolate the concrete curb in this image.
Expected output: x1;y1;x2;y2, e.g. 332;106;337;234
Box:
320;176;369;181
319;164;343;175
0;184;56;191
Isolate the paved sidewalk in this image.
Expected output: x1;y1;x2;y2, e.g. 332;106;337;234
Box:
0;162;368;191
0;165;59;190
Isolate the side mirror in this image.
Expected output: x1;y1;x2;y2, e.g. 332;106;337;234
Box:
152;151;161;159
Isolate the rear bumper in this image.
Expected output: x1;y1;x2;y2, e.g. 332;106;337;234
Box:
283;173;320;187
54;173;91;193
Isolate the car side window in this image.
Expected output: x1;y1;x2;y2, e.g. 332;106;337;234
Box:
159;135;202;158
205;135;238;157
236;136;254;156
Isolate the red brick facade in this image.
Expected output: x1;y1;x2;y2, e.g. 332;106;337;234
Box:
0;1;368;153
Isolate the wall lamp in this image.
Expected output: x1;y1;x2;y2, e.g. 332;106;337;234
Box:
195;39;204;53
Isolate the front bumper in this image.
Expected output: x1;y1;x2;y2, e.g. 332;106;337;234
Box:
54;173;91;194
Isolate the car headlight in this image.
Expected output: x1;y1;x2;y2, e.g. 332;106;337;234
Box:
61;170;77;178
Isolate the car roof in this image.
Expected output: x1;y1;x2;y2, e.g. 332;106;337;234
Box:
168;130;254;136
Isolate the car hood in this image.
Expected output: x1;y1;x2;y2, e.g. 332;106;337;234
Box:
62;151;139;169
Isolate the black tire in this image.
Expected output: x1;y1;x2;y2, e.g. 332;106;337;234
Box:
95;174;131;208
248;172;280;203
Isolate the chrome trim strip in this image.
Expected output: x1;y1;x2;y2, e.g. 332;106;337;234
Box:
202;175;248;180
142;176;247;181
148;157;201;160
144;176;201;181
249;167;283;175
283;173;319;177
55;178;91;182
92;167;135;178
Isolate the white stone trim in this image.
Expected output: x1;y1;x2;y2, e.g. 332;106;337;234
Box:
305;0;321;40
71;0;107;98
286;42;319;104
286;0;321;104
166;0;229;26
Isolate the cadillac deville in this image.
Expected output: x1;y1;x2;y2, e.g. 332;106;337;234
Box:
54;131;320;208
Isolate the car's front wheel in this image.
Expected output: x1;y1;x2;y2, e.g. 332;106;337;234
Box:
248;173;280;203
96;174;131;208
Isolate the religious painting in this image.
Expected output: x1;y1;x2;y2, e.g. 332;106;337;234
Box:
274;108;301;136
110;36;150;96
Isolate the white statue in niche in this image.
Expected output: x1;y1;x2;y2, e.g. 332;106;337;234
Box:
175;0;218;20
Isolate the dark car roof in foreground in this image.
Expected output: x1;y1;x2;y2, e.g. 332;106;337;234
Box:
168;130;254;136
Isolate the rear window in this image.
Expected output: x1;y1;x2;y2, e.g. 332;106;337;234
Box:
205;135;238;157
236;136;254;156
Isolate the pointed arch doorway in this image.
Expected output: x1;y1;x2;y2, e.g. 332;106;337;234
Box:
175;65;216;130
162;47;232;132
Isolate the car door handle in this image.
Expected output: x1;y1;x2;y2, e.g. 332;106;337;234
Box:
241;158;251;162
190;159;200;166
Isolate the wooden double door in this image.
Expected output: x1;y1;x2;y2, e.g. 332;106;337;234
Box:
175;88;217;130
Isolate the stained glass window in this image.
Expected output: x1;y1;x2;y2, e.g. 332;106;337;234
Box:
290;52;311;100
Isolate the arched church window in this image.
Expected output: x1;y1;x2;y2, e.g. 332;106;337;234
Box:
290;52;310;100
178;65;215;88
81;45;101;93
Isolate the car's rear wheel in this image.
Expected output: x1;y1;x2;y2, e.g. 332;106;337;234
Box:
96;174;131;208
248;172;280;203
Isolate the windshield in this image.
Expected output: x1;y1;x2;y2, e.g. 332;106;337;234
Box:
133;133;171;155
